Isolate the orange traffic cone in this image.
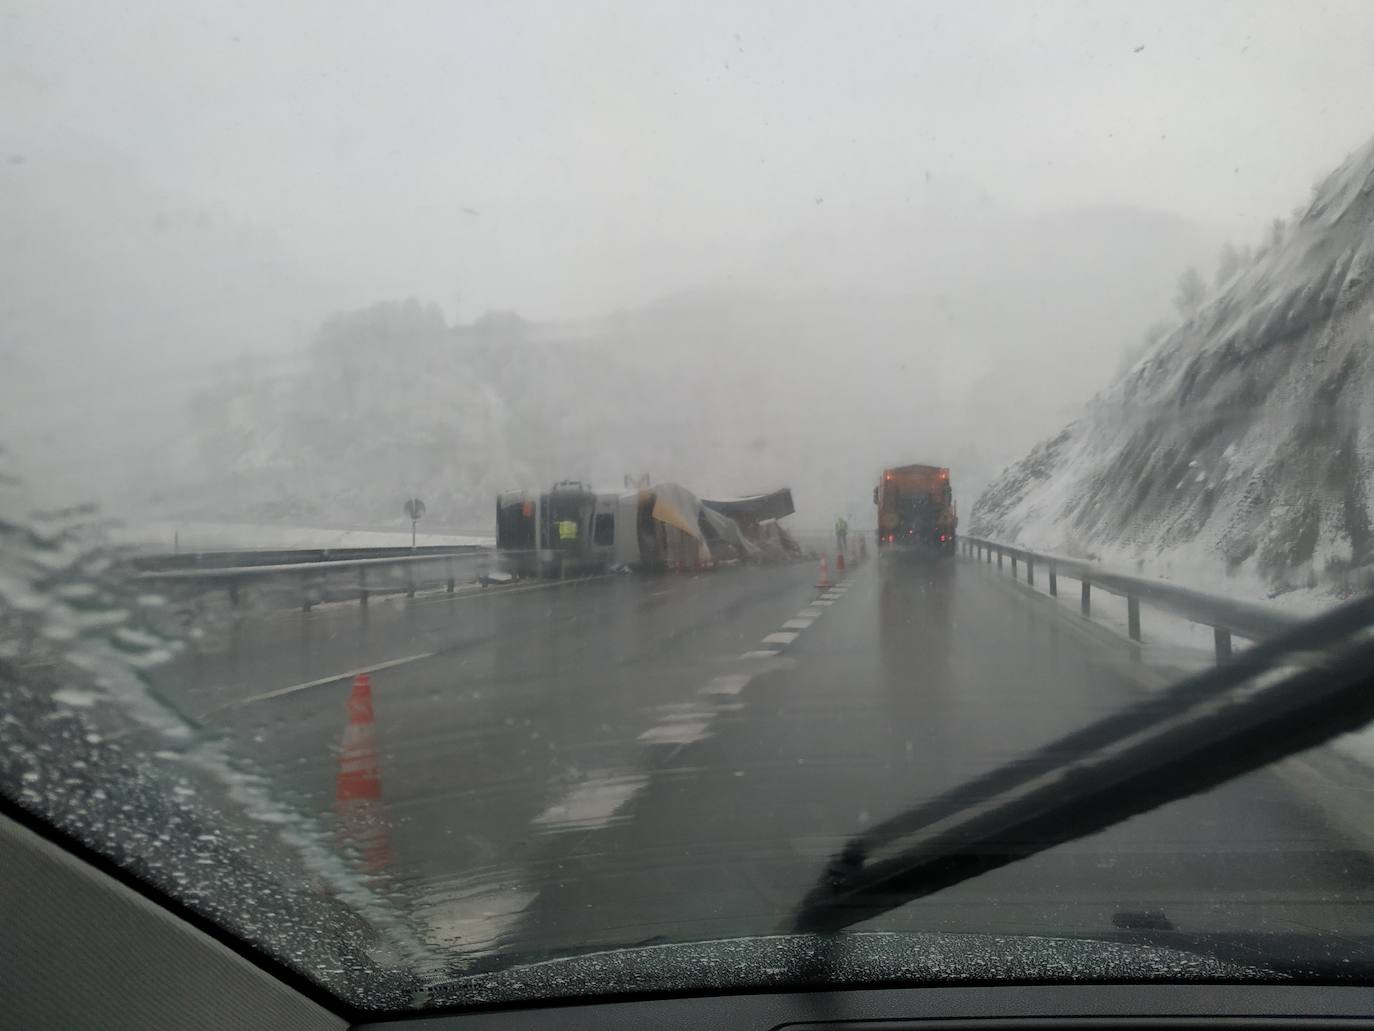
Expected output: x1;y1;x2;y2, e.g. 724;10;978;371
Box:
816;555;832;588
836;551;846;573
335;673;390;873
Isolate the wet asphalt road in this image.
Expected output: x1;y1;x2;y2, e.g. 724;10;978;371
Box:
150;553;1374;968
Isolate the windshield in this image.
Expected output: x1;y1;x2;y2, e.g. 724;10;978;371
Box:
4;0;1374;1014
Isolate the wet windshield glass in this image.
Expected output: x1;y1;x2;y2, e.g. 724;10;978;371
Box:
4;0;1374;1013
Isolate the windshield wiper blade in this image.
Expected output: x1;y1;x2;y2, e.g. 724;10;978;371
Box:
791;594;1374;935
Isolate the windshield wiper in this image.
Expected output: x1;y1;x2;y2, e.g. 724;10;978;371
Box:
791;594;1374;935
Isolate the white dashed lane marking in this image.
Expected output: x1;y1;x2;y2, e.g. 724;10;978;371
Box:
544;569;859;845
700;673;753;696
638;719;714;745
533;773;647;831
756;574;859;651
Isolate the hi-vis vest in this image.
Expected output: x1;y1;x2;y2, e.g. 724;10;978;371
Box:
557;519;579;541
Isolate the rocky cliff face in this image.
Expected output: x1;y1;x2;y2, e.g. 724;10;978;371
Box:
972;139;1374;602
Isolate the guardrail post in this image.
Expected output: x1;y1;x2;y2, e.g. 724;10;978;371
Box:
1048;566;1057;597
997;548;1003;570
985;545;991;564
1010;555;1018;579
1080;580;1091;616
1214;627;1233;663
358;566;369;606
446;557;455;593
1127;596;1141;641
406;565;416;599
1026;557;1034;586
301;572;313;613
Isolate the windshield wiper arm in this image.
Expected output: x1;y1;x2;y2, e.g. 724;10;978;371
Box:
791;594;1374;935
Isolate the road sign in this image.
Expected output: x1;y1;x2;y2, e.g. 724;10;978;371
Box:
404;497;426;548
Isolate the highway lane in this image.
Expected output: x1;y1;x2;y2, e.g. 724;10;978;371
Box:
145;559;834;948
147;550;1374;969
503;556;1374;967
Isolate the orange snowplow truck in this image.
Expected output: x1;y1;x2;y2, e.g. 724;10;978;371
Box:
874;464;958;557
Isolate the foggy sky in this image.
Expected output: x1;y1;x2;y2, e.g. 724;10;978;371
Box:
6;0;1374;322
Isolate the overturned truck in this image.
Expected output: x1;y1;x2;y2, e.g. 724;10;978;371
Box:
496;482;797;577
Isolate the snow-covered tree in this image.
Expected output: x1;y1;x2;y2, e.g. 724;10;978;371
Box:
1215;243;1243;288
1174;266;1207;318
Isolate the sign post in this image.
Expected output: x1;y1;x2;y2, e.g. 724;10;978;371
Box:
403;497;426;549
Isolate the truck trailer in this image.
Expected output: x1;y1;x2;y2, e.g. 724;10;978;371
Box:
874;464;957;557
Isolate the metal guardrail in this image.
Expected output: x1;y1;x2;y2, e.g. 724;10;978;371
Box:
131;544;487;573
131;546;495;612
960;535;1301;662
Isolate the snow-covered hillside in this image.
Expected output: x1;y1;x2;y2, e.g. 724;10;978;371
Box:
167;302;537;529
971;138;1374;606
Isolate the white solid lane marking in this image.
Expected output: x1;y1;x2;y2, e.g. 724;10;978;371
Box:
762;631;799;645
782;618;814;629
701;673;753;696
407;575;610;609
234;652;435;705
